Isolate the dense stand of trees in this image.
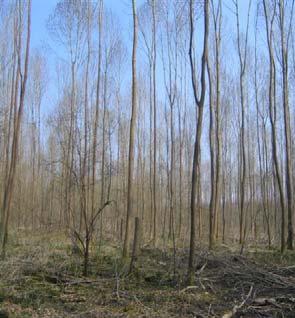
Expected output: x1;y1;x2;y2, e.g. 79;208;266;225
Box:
1;0;295;276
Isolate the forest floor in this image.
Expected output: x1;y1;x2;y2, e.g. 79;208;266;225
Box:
0;232;295;317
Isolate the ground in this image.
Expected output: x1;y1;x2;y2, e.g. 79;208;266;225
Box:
0;231;295;317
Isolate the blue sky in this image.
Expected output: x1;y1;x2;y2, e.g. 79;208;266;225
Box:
30;0;146;115
31;0;146;49
30;0;254;117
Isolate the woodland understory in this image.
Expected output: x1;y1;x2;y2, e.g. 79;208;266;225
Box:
1;0;295;317
0;231;295;318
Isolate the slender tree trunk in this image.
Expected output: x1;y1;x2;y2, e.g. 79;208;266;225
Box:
91;0;103;221
188;0;209;284
152;0;157;247
278;0;294;250
263;0;286;252
0;0;31;258
207;57;215;250
123;0;138;258
234;0;251;245
213;0;222;241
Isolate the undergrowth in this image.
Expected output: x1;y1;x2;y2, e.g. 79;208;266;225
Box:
0;231;294;317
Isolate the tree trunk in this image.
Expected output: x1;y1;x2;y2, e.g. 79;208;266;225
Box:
123;0;138;258
187;0;209;284
0;0;31;258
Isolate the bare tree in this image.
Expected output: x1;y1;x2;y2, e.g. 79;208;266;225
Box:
123;0;138;258
188;0;209;284
263;0;286;252
278;0;294;250
0;0;31;258
207;0;222;249
152;0;157;247
233;0;251;246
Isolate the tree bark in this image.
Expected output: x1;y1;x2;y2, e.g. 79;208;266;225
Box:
123;0;138;258
0;0;31;258
187;0;209;284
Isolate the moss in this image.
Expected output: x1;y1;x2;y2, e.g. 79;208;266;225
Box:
2;232;295;317
0;310;9;318
249;248;295;266
11;277;60;310
0;291;6;303
198;291;216;303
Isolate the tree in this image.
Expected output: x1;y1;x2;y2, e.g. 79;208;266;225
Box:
0;0;31;258
263;0;286;252
207;0;222;249
151;0;157;247
233;0;251;246
123;0;138;258
188;0;209;284
278;0;294;250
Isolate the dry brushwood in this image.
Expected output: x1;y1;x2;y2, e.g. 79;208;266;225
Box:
222;285;253;318
193;253;295;317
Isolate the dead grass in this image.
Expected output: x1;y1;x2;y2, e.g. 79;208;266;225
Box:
0;232;294;317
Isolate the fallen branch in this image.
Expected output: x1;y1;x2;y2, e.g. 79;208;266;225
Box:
196;261;207;275
222;285;253;318
65;278;110;285
180;285;198;293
